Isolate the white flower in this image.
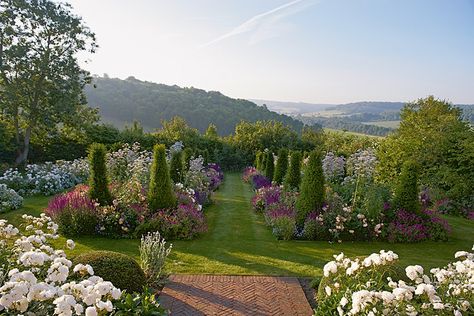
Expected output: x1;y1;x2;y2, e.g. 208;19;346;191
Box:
66;239;75;250
323;261;338;277
405;265;424;281
85;306;98;316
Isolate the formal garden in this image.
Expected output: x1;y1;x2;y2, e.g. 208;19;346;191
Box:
0;0;473;314
1;98;474;314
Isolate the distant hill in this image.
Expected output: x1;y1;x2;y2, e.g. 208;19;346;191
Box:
253;99;473;136
84;76;304;135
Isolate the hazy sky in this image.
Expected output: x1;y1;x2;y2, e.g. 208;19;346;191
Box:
67;0;474;104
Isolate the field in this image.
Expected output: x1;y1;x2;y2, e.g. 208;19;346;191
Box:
362;120;401;128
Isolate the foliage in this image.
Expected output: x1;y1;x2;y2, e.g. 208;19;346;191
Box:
393;160;420;213
315;249;474;315
264;152;274;182
182;148;193;172
139;232;173;287
148;144;176;211
283;151;302;191
73;250;146;294
0;214;123;315
169;150;183;183
232;120;303;162
0;184;23;213
0;0;98;164
85;76;303;135
273;148;288;185
266;209;296;240
255;151;263;171
88;143;113;206
377;96;474;212
296;150;325;226
113;287;168;316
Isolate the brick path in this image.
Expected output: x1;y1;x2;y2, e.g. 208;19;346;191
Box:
160;275;313;315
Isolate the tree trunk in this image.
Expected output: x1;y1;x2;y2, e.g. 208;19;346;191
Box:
15;126;31;166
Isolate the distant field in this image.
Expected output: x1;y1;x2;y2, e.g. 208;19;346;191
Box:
362;120;400;128
323;128;384;138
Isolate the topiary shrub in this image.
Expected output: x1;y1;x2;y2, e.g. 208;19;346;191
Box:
273;148;288;185
169;150;183;183
283;151;302;191
73;250;146;293
148;144;176;211
394;160;420;213
255;151;263;170
264;152;274;182
88;143;112;206
296;150;325;227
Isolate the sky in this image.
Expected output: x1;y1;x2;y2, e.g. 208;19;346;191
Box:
67;0;474;104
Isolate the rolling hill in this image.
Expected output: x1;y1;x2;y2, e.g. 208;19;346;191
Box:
84;76;303;135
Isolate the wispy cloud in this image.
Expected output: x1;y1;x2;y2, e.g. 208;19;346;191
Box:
201;0;318;47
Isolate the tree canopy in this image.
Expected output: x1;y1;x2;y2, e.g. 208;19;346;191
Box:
0;0;97;164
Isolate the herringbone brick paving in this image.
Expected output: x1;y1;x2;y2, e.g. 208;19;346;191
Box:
160;275;313;315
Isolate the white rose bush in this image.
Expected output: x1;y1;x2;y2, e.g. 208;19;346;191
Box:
0;214;128;315
315;247;474;315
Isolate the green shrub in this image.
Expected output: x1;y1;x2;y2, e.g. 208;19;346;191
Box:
55;208;98;237
272;216;295;240
255;151;263;170
394;160;420;213
169;150;183;183
283;151;302;191
88;143;112;205
148;144;176;211
273;148;288;185
182;148;194;171
73;251;146;293
264;152;274;182
296;150;325;226
114;287;167;315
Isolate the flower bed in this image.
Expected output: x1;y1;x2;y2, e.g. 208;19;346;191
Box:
0;159;88;196
244;148;451;242
0;215;167;315
45;144;223;240
315;247;474;315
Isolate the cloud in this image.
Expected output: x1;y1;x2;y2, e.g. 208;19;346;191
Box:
201;0;318;47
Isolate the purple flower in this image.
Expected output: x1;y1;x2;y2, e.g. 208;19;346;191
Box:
252;174;271;189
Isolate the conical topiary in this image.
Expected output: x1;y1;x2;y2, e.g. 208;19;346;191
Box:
148;144;176;211
264;152;274;182
283;151;302;191
255;151;263;170
273;148;288;185
169;150;183;183
394;160;420;213
88;143;113;206
296;150;325;226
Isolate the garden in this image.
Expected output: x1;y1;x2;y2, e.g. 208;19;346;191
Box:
1;97;474;315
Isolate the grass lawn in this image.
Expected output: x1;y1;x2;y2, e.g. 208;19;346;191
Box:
2;173;473;277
